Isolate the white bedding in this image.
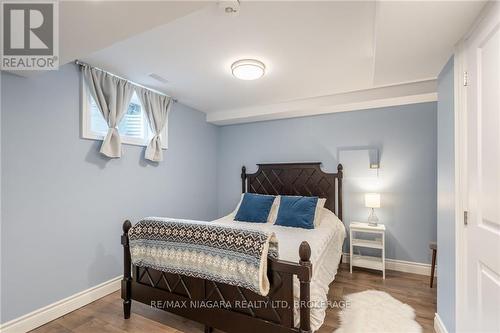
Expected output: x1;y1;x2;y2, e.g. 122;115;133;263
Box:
212;208;346;331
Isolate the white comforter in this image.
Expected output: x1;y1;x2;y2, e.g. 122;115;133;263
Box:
212;208;346;331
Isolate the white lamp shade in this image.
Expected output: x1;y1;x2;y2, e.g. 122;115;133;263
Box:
365;193;380;208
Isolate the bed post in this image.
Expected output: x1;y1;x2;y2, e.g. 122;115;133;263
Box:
121;220;132;319
241;166;247;193
299;241;312;333
337;164;343;221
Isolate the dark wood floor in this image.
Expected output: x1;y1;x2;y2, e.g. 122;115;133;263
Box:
31;264;436;333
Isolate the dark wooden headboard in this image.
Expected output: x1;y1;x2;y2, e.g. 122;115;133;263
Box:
241;162;343;221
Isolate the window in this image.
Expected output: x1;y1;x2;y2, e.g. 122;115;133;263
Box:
81;80;168;149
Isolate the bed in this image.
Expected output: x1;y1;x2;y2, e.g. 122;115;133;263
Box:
121;162;345;333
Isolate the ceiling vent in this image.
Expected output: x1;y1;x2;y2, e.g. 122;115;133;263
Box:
218;0;240;15
148;73;168;84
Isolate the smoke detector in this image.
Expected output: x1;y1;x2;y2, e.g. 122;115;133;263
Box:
148;73;168;84
218;1;240;15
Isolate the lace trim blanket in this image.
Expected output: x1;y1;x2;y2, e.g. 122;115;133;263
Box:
128;218;279;296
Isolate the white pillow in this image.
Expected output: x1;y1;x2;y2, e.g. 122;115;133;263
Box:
232;193;280;223
268;195;281;224
319;206;343;227
230;193;244;218
313;198;327;227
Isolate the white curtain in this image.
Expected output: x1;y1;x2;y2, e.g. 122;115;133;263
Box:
82;66;134;158
137;88;172;162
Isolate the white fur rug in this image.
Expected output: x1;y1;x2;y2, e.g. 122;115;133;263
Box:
334;290;422;333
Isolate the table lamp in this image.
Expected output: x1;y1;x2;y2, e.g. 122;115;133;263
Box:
365;193;380;226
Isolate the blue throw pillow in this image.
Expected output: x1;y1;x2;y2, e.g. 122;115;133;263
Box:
275;196;318;229
234;193;276;223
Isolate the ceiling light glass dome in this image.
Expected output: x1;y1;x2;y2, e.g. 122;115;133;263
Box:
231;59;266;80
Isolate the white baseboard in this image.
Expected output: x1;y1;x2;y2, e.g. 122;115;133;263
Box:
434;313;449;333
0;276;121;333
342;253;435;276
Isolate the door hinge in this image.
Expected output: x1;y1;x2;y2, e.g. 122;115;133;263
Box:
463;71;468;86
464;211;469;225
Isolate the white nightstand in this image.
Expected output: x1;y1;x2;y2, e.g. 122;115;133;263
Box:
349;221;386;279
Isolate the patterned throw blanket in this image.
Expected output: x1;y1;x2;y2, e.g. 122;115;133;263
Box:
128;218;279;296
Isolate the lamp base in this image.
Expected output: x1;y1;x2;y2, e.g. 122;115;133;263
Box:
367;208;379;227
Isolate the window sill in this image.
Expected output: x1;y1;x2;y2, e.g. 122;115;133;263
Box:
81;133;167;150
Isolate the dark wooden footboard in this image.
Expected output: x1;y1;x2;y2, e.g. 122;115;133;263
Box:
121;220;313;333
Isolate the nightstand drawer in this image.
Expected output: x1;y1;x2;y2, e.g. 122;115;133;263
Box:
351;238;383;249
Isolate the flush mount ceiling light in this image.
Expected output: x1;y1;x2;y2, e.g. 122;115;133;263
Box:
231;59;266;80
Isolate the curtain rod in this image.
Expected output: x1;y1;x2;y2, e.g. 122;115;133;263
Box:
75;60;178;103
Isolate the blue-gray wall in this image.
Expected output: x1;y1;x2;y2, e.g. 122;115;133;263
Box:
217;103;437;264
0;64;218;323
437;57;455;333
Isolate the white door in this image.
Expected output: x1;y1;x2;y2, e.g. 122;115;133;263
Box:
463;2;500;332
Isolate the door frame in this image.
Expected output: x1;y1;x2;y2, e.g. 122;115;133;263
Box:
453;2;497;332
453;36;467;333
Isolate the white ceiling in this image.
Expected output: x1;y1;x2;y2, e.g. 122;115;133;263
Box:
373;0;485;85
59;1;208;65
9;1;208;76
79;1;485;118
